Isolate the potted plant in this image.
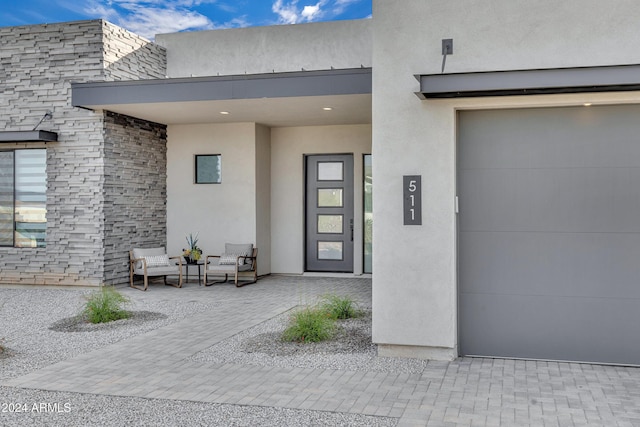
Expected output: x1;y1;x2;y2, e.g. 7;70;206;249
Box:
183;233;202;264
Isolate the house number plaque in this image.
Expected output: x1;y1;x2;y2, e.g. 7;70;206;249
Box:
403;175;422;225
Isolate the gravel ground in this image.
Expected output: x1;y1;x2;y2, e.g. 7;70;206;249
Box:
0;287;399;427
0;288;218;381
191;309;429;374
0;386;396;427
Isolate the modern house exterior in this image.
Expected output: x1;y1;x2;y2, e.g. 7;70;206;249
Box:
2;0;640;365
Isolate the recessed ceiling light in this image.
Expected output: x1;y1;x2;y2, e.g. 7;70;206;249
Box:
583;103;592;107
220;111;230;115
322;107;333;111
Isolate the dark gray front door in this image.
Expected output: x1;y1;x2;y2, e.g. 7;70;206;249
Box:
458;105;640;365
305;154;354;272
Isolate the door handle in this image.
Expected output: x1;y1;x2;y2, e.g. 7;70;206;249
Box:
350;219;354;241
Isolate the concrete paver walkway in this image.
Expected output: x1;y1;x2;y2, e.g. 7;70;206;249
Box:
4;276;640;426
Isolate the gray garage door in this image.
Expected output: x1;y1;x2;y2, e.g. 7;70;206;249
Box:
458;105;640;365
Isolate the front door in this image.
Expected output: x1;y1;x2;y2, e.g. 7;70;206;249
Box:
305;154;354;272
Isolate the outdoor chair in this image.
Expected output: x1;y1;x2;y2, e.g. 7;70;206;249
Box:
129;247;183;291
203;243;258;287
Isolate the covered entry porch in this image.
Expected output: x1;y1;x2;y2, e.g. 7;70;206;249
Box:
72;68;373;277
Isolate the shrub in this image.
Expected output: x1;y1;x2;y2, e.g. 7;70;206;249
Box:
282;307;336;343
83;287;130;324
320;294;360;320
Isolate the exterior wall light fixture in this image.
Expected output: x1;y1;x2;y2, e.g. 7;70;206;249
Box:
33;110;53;131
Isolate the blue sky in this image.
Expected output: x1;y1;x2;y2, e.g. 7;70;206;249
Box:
0;0;372;39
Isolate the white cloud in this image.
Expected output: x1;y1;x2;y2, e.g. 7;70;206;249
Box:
218;16;250;29
78;0;367;39
119;7;214;38
82;0;216;39
83;1;121;23
215;2;239;14
333;0;360;15
272;0;329;24
301;4;322;21
272;0;300;24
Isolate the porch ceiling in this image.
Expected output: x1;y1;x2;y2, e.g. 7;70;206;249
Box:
86;94;371;127
73;68;372;127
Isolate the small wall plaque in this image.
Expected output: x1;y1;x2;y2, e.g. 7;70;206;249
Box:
403;175;422;225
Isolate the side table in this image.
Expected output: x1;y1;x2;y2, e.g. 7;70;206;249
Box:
178;260;208;285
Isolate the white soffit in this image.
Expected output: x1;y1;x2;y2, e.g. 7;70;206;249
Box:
88;94;371;127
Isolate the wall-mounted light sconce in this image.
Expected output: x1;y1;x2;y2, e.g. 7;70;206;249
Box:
441;39;453;73
33;110;53;131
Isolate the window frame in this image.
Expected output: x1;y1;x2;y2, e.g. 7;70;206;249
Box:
363;154;372;274
0;148;47;248
194;154;222;184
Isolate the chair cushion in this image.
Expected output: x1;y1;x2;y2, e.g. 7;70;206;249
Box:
132;247;168;269
224;243;253;266
133;265;180;276
205;263;253;273
144;254;170;268
219;254;242;265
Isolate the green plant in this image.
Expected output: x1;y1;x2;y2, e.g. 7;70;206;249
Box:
83;287;130;324
320;294;360;320
183;232;202;261
282;307;336;343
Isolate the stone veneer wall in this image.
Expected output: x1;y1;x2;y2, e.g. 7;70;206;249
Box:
0;20;167;286
101;21;167;81
100;21;168;286
103;112;167;286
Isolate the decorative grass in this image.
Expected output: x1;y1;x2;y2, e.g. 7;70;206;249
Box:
83;286;130;324
282;307;336;343
320;294;361;320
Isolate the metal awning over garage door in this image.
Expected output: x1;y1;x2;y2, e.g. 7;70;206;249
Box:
458;105;640;365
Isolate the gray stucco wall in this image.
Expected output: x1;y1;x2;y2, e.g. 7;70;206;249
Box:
155;19;371;77
0;20;167;286
371;0;640;360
